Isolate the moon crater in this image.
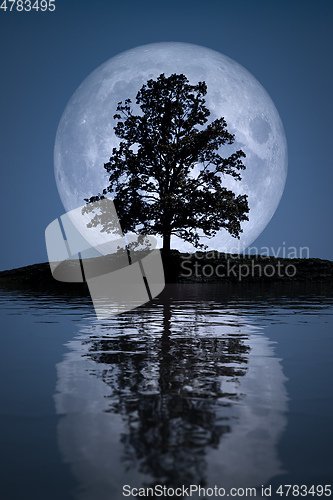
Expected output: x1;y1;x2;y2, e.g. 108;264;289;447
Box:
250;117;271;144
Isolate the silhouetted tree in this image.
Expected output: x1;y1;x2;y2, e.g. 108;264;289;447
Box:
85;73;249;257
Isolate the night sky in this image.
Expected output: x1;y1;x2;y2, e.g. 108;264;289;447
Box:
1;0;332;271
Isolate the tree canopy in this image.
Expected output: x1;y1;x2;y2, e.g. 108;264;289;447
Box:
85;73;249;254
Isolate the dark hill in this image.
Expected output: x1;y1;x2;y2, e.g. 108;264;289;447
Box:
0;251;332;292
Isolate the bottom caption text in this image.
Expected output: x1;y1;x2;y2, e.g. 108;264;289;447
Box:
123;484;332;497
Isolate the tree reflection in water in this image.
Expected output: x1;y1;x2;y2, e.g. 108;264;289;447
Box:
55;285;287;498
88;299;249;488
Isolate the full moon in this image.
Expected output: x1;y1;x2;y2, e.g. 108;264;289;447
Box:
54;42;287;253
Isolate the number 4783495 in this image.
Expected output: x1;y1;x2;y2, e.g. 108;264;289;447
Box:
0;0;55;11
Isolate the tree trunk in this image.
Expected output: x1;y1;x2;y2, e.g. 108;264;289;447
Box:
162;232;172;283
162;233;171;256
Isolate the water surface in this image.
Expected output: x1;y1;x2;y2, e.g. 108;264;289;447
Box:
0;283;332;499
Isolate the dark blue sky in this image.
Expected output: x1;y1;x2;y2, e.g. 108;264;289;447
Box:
1;0;332;271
